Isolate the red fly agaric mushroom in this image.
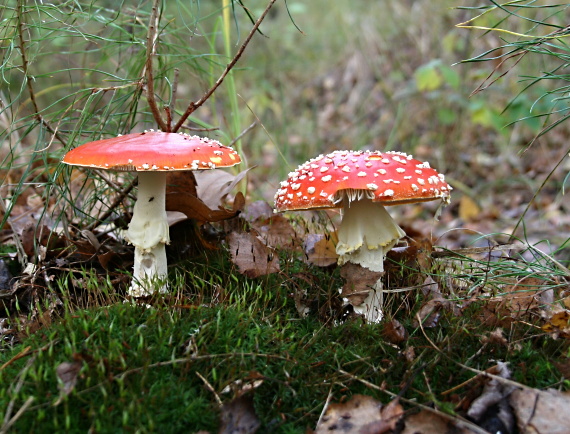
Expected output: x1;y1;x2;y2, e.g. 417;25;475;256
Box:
274;150;451;322
63;130;241;297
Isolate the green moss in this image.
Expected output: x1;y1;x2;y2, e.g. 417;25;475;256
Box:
2;251;568;432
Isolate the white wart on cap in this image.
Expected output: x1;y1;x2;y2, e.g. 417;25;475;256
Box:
274;150;451;211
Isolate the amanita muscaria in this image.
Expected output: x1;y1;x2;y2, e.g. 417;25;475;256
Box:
63;131;241;297
274;150;451;322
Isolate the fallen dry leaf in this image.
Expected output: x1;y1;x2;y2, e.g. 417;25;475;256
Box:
54;361;82;405
227;232;280;278
402;346;415;363
382;319;408;345
481;327;508;346
510;388;570;434
166;171;198;198
340;262;383;307
413;276;462;328
552;358;570;379
467;362;515;434
250;214;299;250
194;167;251;210
166;170;244;225
459;194;481;222
240;200;274;223
315;394;403;434
414;299;444;328
541;309;570;339
20;223;66;261
219;395;260;434
166;210;188;227
401;409;477;434
304;233;339;267
488;277;548;320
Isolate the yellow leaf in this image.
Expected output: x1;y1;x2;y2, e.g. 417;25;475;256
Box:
459;195;481;222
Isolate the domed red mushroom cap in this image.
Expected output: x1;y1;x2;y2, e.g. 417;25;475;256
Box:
274;150;451;211
62;131;241;171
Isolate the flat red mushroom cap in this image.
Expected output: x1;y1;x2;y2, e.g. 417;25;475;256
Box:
274;150;451;211
62;131;241;171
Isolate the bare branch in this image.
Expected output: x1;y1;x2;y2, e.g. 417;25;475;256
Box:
144;0;168;132
16;0;66;146
180;125;220;132
172;0;278;133
168;67;180;131
85;179;136;232
229;121;257;148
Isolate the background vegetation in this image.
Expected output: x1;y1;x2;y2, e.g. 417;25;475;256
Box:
0;0;569;432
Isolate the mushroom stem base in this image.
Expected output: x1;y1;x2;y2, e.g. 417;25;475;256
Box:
128;244;169;297
351;280;384;323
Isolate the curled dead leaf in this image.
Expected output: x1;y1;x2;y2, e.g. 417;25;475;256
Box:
541;309;570;339
382;319;408;345
250;214;299;250
54;361;82;405
166;171;245;225
402;409;477;434
315;395;403;434
219;395;260;434
510;388;570;434
466;362;515;433
414;299;444;328
340;262;383;307
195;167;251;210
227;232;280;278
304;233;338;267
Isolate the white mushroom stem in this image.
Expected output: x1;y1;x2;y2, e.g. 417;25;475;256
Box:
336;196;406;273
125;171;170;297
351;281;384;323
336;195;406;322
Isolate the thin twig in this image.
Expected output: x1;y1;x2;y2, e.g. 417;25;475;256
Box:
169;67;180;131
416;312;534;392
1;357;36;433
316;385;334;427
338;369;491;434
179;125;220;132
144;0;168;132
23;352;294;412
228;121;257;148
0;396;35;434
0;346;32;371
196;371;223;406
85;179;136;232
164;105;172;128
172;0;279;132
469;51;526;97
15;0;67;145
